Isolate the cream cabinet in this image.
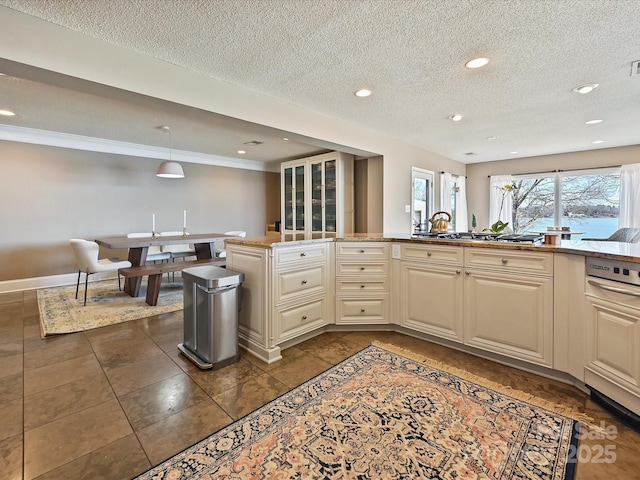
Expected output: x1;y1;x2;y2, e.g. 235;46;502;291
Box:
463;249;554;367
281;151;354;235
585;277;640;415
399;244;464;342
226;241;333;363
335;242;389;324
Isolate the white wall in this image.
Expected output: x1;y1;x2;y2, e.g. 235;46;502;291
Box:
0;7;466;236
0;141;276;281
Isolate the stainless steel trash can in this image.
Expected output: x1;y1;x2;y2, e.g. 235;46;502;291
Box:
178;265;244;370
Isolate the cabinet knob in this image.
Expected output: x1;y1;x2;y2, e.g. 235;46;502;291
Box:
465;270;470;275
501;258;508;264
360;309;365;313
427;252;432;257
456;269;461;274
359;249;365;253
301;280;307;285
301;315;307;321
360;284;365;288
360;266;365;271
300;252;306;257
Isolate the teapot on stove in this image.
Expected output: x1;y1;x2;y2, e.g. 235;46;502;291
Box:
429;211;452;233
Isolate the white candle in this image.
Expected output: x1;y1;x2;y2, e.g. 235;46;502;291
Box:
183;210;187;229
152;213;156;232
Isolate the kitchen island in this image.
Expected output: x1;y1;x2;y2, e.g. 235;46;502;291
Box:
225;233;640;418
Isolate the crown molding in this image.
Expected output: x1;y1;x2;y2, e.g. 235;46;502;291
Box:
0;124;280;172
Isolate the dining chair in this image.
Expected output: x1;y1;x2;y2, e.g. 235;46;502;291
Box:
217;230;247;258
69;239;132;306
159;231;196;260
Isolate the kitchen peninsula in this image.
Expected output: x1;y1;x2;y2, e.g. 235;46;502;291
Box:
226;234;640;420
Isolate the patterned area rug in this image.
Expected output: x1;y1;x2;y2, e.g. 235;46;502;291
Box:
135;342;587;480
37;279;183;337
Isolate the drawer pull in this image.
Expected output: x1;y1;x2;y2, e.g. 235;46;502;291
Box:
427;252;432;257
360;267;365;271
465;271;470;275
456;269;461;274
359;249;365;253
301;315;308;321
301;280;308;285
501;258;508;264
360;309;365;313
360;284;365;288
300;252;306;257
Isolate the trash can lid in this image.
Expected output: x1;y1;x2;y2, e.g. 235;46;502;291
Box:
182;265;244;288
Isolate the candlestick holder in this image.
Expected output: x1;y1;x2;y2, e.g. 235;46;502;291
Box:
182;228;189;238
151;231;159;239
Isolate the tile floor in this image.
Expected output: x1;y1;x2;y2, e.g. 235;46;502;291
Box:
1;290;638;479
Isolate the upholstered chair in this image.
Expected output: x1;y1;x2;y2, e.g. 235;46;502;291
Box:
582;227;640;243
69;239;132;306
217;230;247;258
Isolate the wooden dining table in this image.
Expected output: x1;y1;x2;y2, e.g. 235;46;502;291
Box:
94;233;232;298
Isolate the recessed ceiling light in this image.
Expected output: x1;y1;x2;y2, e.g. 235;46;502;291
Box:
448;114;463;122
0;109;15;116
486;136;498;140
237;150;246;154
585;119;603;125
592;140;604;144
465;57;490;69
510;151;519;154
282;137;289;141
573;83;599;94
354;88;372;97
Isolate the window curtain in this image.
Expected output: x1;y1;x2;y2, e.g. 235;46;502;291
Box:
619;163;640;228
440;172;453;214
489;174;513;225
455;176;469;232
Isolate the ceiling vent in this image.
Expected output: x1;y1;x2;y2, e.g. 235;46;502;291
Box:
632;60;640;76
243;140;263;146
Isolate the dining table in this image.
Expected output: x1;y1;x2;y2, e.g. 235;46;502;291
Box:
94;233;232;298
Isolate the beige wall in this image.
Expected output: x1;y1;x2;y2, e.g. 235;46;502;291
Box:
354;156;384;234
0;141;278;281
466;145;640;230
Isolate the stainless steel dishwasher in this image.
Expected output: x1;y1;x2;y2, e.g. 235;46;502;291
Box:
178;265;244;370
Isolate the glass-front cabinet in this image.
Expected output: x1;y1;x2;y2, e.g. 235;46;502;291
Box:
281;152;353;235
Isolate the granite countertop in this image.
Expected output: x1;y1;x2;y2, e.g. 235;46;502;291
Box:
225;233;640;263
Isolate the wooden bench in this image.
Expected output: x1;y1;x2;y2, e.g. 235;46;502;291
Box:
118;257;226;306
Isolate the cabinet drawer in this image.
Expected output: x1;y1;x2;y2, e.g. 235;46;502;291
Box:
337;297;389;324
277;297;327;342
464;248;553;275
276;264;326;303
336;277;388;293
274;243;328;266
336;261;388;276
402;244;463;265
336;242;388;259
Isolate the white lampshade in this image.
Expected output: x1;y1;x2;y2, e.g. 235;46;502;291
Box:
156;161;184;178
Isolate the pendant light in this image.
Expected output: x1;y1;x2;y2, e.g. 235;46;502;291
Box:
156;125;185;178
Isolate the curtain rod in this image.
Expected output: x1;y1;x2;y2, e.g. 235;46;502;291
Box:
487;164;621;177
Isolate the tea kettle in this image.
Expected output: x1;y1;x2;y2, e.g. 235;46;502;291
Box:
429;211;452;233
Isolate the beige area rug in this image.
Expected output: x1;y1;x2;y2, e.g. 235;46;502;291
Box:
135;342;590;480
37;279;183;337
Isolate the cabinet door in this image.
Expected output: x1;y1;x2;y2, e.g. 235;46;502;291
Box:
585;295;640;396
310;161;324;232
283;166;294;231
399;262;464;343
324;159;337;233
464;269;553;367
295;164;305;231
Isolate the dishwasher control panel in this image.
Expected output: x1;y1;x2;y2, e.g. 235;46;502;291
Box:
586;257;640;287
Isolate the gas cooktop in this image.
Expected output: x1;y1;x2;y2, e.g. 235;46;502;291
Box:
412;232;544;244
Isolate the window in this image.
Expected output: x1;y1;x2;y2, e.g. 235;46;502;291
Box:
511;168;620;237
411;167;434;232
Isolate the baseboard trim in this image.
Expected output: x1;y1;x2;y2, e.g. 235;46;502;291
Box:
0;272;119;293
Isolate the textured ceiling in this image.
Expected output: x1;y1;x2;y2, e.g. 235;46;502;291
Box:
0;0;639;164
